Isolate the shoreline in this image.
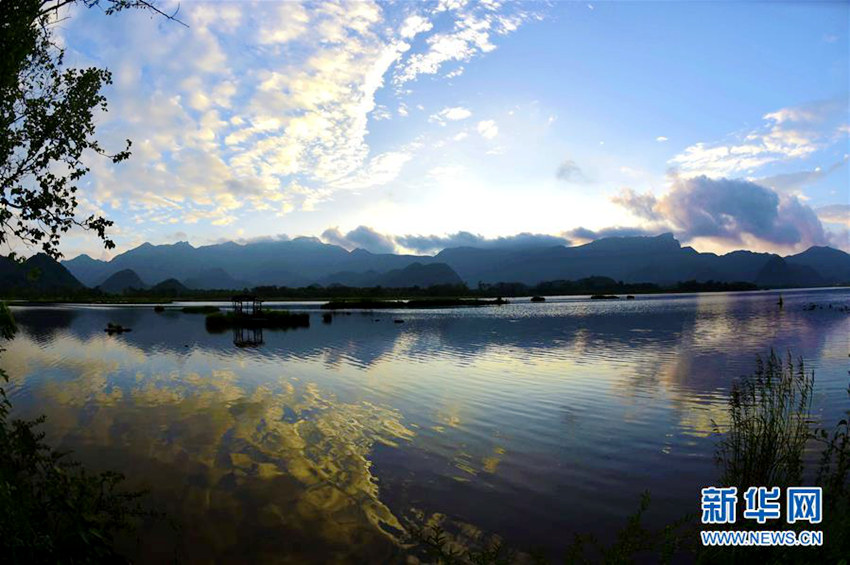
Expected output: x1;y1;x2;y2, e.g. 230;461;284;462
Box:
5;284;848;307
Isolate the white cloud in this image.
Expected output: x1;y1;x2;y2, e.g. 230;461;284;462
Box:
656;136;668;142
399;14;433;39
429;106;472;124
329;150;414;191
257;2;310;44
670;99;849;178
394;1;540;84
477;119;499;139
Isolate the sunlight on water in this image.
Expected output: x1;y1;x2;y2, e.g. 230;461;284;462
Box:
1;288;848;561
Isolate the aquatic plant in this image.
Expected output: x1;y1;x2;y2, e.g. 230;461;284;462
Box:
180;305;220;314
714;350;813;491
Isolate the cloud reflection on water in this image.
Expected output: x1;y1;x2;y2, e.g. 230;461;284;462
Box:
2;289;848;559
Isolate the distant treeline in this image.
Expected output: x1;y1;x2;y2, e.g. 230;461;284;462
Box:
478;277;758;297
5;276;762;302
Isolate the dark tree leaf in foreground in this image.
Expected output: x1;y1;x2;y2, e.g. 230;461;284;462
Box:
0;0;182;260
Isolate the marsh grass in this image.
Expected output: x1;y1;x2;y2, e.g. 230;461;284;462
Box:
714;350;813;492
180;305;220;314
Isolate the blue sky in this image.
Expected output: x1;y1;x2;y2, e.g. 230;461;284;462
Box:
55;0;849;258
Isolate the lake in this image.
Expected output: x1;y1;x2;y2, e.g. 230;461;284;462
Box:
2;288;849;562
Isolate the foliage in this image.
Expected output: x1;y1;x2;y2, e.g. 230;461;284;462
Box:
1;1;124;259
0;303;152;561
0;0;184;260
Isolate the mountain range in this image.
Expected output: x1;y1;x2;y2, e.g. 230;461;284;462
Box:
3;233;849;295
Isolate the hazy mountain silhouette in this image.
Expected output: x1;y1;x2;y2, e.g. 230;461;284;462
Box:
58;233;850;290
755;256;825;288
149;278;189;295
320;262;463;288
61;253;113;287
97;269;148;294
183;268;250;290
0;254;85;293
785;246;850;284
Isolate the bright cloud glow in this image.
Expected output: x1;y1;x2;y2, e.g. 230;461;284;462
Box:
477;120;499;139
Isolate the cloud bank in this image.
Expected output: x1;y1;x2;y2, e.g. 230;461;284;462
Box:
318;227;570;254
670;99;848;178
612;176;831;251
59;0;541;239
321;226;397;254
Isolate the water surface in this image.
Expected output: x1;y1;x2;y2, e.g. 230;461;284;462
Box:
2;289;849;562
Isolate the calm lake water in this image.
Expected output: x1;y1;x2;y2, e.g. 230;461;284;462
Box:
2;288;849;562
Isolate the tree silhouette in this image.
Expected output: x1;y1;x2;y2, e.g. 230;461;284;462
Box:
0;1;183;260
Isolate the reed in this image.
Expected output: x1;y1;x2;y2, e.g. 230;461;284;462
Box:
714;350;813;491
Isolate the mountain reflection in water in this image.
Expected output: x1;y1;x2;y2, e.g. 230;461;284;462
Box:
2;288;849;562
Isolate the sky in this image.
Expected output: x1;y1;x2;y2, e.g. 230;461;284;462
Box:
53;0;849;259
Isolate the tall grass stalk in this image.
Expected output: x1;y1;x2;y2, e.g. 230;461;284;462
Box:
715;350;813;491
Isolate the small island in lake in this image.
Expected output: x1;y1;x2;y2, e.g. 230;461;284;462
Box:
321;297;509;310
205;310;310;331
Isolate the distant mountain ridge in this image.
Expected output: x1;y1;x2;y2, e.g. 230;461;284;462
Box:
0;254;85;294
97;269;148;294
22;233;850;293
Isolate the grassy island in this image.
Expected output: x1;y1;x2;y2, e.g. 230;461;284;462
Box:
181;305;220;314
204;310;310;331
